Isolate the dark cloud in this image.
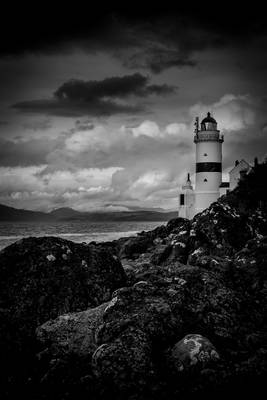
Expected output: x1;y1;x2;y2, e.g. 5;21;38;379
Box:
12;73;175;117
12;98;143;117
145;83;179;95
1;7;266;73
54;74;175;100
123;48;196;74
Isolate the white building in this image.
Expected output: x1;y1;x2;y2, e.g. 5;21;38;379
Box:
178;112;251;219
229;159;251;191
178;173;195;219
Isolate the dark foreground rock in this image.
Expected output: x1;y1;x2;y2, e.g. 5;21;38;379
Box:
0;236;126;399
35;252;267;399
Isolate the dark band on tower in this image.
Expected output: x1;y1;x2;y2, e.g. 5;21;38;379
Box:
196;162;222;173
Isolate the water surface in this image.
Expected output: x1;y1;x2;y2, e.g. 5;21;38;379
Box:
0;220;166;250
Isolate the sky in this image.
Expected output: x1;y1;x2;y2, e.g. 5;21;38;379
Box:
0;5;267;212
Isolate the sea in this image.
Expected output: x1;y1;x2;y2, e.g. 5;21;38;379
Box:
0;220;166;251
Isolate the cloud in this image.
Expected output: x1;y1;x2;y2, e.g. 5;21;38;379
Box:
165;123;188;136
0;118;193;210
189;94;256;134
1;8;266;73
54;74;175;99
0;136;64;166
2;92;267;211
22;118;52;131
122;46;196;73
0;165;123;211
0;165;47;194
12;73;175;117
46;120;192;170
12;98;143;118
131;120;189;139
110;164;185;209
132;121;161;138
65;125;111;153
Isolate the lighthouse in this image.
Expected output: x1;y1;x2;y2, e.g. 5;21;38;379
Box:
194;112;224;214
178;112;225;218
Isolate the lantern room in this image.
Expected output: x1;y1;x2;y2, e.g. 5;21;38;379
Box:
200;112;218;131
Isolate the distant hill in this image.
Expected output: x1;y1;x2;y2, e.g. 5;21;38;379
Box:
0;204;52;221
49;207;83;219
59;210;177;222
0;204;177;222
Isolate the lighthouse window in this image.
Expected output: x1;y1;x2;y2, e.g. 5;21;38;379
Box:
180;194;185;205
204;178;208;182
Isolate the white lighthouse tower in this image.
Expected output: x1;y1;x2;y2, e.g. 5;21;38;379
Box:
194;112;224;214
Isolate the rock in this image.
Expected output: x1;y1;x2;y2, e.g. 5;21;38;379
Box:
2;164;267;400
189;201;253;257
119;234;153;259
166;238;189;264
33;302;109;399
36;302;108;359
34;250;266;398
92;326;154;397
117;221;189;263
150;244;172;265
151;224;168;239
0;236;126;399
95;278;180;347
0;236;126;339
188;252;233;273
170;334;220;372
166;217;190;235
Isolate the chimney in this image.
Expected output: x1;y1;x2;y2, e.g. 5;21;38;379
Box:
254;157;258;167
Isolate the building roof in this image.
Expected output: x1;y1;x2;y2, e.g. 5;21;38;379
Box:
229;159;251;174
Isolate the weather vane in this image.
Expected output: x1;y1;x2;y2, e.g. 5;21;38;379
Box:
194;117;199;133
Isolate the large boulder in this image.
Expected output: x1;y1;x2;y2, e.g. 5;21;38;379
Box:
35;302;108;399
36;302;108;359
0;236;126;338
0;236;126;399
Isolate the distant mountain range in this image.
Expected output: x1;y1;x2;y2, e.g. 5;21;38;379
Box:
0;204;177;222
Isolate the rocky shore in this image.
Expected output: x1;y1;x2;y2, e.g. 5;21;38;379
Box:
0;162;266;400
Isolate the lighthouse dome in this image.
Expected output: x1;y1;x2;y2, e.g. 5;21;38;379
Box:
201;112;217;131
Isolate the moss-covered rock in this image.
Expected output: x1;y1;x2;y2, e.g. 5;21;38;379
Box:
0;236;126;399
